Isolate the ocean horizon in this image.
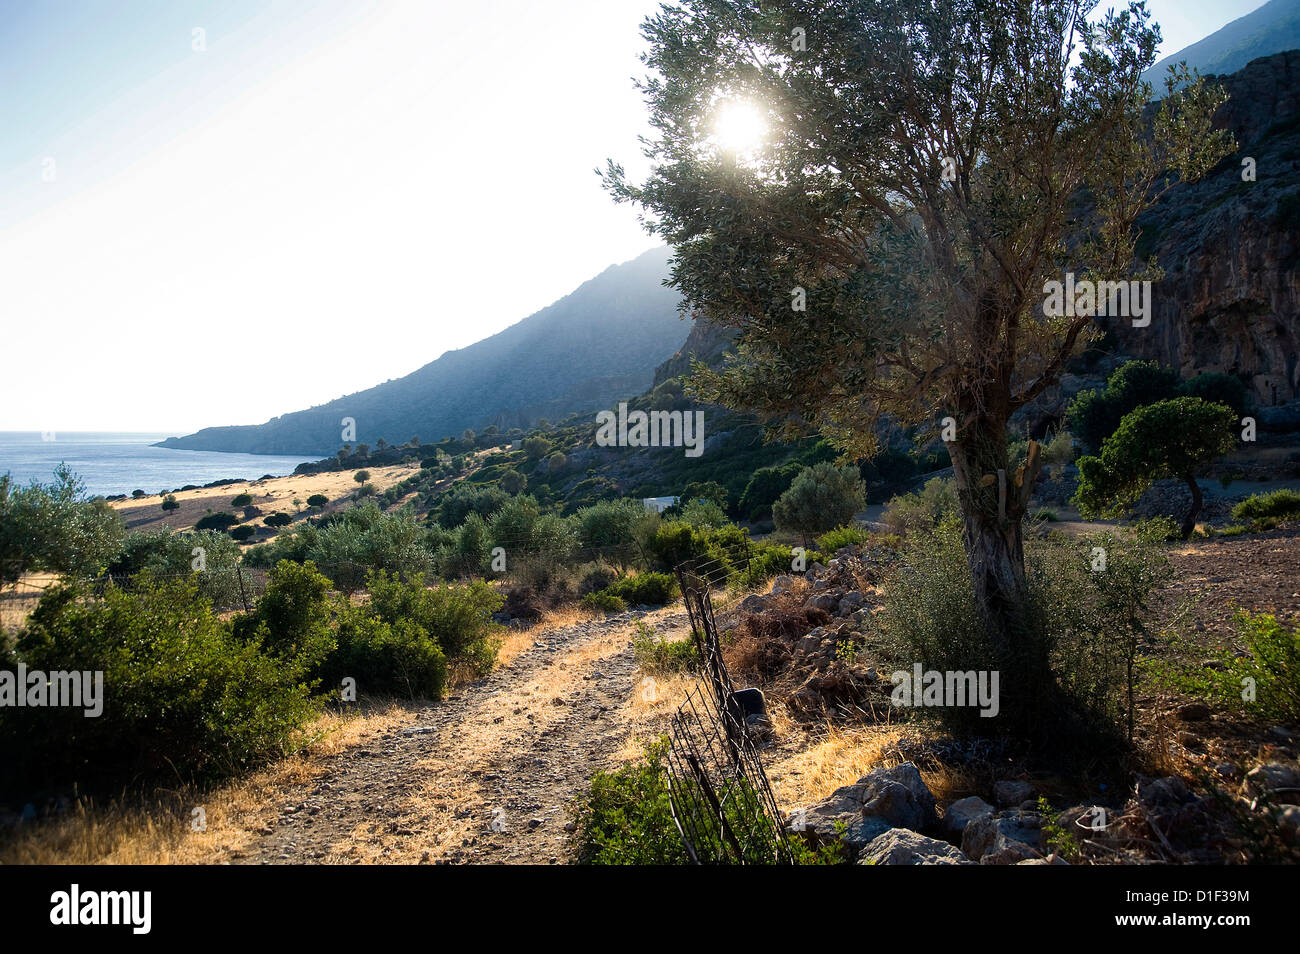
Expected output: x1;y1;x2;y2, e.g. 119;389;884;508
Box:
0;431;318;498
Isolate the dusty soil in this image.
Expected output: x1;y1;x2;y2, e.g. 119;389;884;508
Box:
202;607;690;865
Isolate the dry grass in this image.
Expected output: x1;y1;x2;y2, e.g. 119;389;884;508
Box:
0;700;417;865
766;723;906;807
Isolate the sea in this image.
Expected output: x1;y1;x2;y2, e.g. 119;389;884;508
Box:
0;432;318;498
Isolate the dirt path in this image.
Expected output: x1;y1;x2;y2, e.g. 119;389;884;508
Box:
216;607;688;865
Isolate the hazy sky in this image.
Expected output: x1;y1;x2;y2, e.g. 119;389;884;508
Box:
0;0;1269;433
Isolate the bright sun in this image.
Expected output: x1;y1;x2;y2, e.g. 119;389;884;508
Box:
712;100;768;154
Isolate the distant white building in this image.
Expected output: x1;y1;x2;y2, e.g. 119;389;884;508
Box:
642;496;679;513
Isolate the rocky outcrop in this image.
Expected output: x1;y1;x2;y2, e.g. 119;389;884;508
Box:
1111;50;1300;405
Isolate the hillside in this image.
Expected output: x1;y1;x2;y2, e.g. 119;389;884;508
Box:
157;246;687;456
1144;0;1300;88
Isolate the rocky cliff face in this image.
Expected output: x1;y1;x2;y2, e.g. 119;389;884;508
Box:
652;315;737;386
1107;50;1300;405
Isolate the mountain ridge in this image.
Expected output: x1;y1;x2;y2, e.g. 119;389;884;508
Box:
158;246;687;456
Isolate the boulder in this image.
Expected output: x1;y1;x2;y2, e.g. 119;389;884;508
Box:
1245;762;1300;804
1176;702;1211;722
962;812;1046;864
858;828;972;865
994;780;1035;807
858;762;939;830
942;796;995;837
739;594;769;615
838;591;867;615
770;575;795;594
805;593;841;614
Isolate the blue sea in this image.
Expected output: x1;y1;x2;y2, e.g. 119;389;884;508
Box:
0;432;318;498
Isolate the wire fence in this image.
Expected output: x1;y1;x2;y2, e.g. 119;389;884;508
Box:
665;544;795;865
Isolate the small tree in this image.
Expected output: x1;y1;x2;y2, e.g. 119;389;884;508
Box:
772;463;866;545
1073;398;1237;539
161;494;180;514
499;469;527;495
131;489;145;499
0;466;125;582
263;512;294;529
194;512;239;532
307;493;329;509
231;492;253;507
353;470;371;484
545;451;568;474
522;436;550;460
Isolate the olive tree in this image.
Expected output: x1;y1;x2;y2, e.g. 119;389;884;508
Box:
772;462;866;543
605;0;1231;667
1073;397;1237;539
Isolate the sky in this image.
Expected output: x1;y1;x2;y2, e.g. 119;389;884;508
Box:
0;0;1271;434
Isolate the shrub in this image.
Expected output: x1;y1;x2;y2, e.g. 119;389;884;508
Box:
233;560;337;663
161;494;180;513
365;570;503;678
231;493;253;507
881;477;960;536
1232;489;1300;524
1179;372;1250;417
522;436;551;460
194;511;239;532
631;621;698;674
230;525;256;542
574;499;656;570
132;489;145;499
498;468;527;495
877;524;1170;746
573;739;690;864
738;463;801;521
773;463;867;543
106;527;243;606
324;603;447;700
306;493;329;509
0;577;324;794
435;483;509;529
1067;359;1182;451
578;564;618;596
0;466;125;582
1156;612;1300;724
263;512;294;529
581;591;627;614
678;498;728;528
816;524;869;552
604;571;677;606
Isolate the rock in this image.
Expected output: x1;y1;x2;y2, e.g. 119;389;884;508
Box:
994;780;1035;807
1267;726;1297;743
942;796;995;837
739;594;769;615
1213;762;1241;780
1245;762;1300;804
805;593;841;614
838;591;866;615
1176;730;1204;749
1177;702;1211;722
858;762;939;830
1279;805;1300;845
858;828;971;865
1016;853;1071;865
962;812;1046;864
770;575;795;594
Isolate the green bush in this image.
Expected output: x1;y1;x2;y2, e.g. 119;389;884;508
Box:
0;576;325;794
0;465;125;583
574;739;690;864
263;512;293;529
738;463;801;521
306;494;329;509
231;525;256;542
817;524;869;552
581;591;627;614
233;560;337;663
195;511;239;532
1232;489;1300;524
1179;372;1250;417
877;524;1170;745
1155;612;1300;724
325;603;447;700
631;621;698;674
1067;360;1182;451
604;571;677;606
364;570;503;678
881;477;960;536
106;527;244;606
231;493;253;507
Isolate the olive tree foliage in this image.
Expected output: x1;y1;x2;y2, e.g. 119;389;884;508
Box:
772;462;866;542
0;465;125;583
603;0;1232;656
1073;397;1237;539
